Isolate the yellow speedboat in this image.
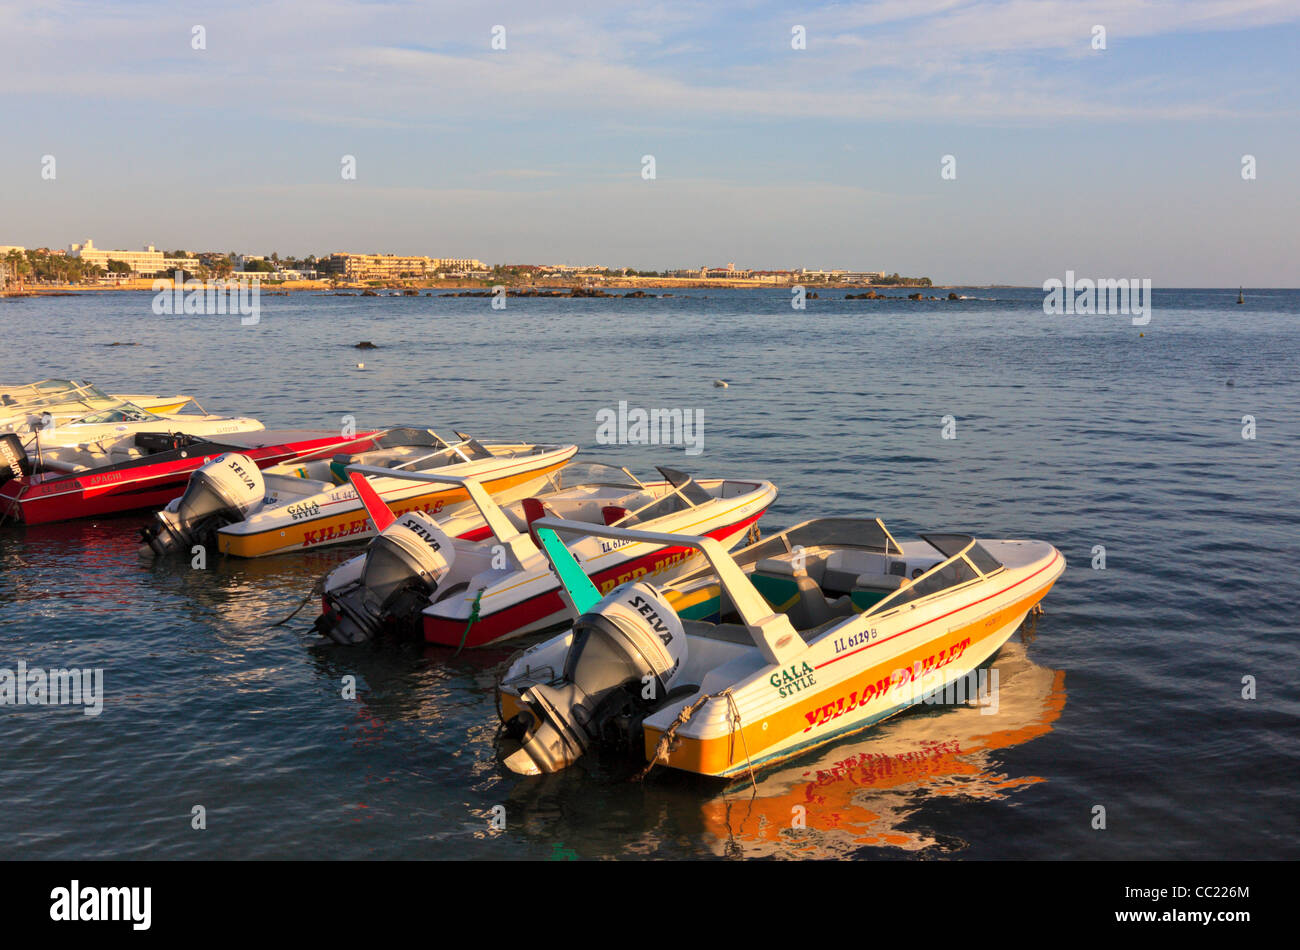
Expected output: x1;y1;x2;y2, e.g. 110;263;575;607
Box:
498;516;1064;779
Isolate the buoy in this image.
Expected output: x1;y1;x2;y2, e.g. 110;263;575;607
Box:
713;379;728;388
1139;333;1144;337
1237;287;1244;305
1226;379;1234;387
356;362;365;370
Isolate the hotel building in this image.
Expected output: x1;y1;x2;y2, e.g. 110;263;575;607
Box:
68;239;197;276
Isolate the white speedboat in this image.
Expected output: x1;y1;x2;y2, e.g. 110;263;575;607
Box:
28;402;263;471
140;428;578;558
312;461;775;647
0;378;193;436
496;516;1064;778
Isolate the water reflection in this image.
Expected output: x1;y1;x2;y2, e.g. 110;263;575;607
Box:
0;516;148;608
698;640;1066;858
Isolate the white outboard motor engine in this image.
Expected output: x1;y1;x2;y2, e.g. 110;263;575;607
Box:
503;581;688;775
140;453;265;557
315;511;456;645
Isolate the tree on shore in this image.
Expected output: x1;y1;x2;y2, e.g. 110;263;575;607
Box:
4;249;27;280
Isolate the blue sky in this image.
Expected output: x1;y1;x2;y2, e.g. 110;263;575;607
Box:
1;0;1297;284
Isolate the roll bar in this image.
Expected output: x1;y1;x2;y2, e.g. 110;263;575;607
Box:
345;464;538;568
531;517;806;666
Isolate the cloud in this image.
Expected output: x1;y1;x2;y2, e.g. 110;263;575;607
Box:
0;0;1296;123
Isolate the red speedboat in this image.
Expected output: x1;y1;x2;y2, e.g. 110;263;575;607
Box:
0;429;382;525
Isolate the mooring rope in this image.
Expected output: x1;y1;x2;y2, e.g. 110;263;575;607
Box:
453;589;483;656
269;577;325;628
723;689;758;794
635;687;756;793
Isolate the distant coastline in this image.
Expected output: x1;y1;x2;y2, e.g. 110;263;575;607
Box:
2;277;1024;298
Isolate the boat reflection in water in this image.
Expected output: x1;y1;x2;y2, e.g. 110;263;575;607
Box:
698;638;1065;857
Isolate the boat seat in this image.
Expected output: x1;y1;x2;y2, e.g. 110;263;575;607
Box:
755;556;795;576
601;505;628;526
786;572;835;629
328;454;354;485
851;573;908;612
821;567;862;595
750;564;835;631
521;497;555;546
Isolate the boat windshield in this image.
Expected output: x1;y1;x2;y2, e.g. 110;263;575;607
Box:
542;461;643;494
862;534;1003;617
450;432;497;460
787;518;902;556
374;427;450;451
0;379;111;411
922;533;1004;574
612;467;712;525
73;403;160;425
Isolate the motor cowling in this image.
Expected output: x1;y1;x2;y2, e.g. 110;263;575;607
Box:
503;581;688;775
0;434;32;487
315;511;455;645
139;453;265;557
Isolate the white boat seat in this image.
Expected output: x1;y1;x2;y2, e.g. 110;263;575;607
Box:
853;573;907;593
821;567;862;594
750;563;835;631
755;556;796;576
786;572;835;630
755;551;829;581
850;573;908;612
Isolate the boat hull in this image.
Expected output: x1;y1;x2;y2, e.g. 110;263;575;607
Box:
214;448;577;558
646;552;1063;778
1;431;381;525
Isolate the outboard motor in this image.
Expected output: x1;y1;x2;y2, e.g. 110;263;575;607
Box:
0;434;32;487
314;511;455;645
139;453;265;557
502;582;688;775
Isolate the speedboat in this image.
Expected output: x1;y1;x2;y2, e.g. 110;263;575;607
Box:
1;428;384;525
312;461;776;647
495;516;1064;778
29;402;264;463
140;428;578;558
0;379;193;436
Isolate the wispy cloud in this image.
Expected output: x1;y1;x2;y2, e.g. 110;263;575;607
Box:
1;0;1296;122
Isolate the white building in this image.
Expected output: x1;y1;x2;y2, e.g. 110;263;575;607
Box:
68;239;195;276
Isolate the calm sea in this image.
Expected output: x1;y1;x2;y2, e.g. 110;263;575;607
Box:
1;286;1296;859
